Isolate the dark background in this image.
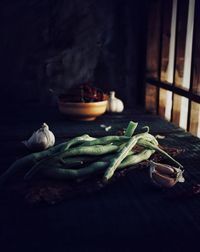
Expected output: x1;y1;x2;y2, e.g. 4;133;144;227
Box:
0;0;148;108
2;2;200;252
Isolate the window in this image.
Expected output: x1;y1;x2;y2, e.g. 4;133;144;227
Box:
145;0;200;137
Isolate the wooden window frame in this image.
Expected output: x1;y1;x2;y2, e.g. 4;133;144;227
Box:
146;0;199;133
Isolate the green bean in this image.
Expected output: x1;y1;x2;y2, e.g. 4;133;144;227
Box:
24;156;65;180
43;149;155;180
80;136;130;146
60;144;120;158
43;161;107;179
24;155;101;180
62;156;100;165
0;154;40;185
0;149;54;185
100;151;134;162
23;136;99;180
43;139;77;155
140;133;159;146
142;126;150;133
103;131;149;181
0;138;81;185
25;148;136;180
125;121;138;137
61;134;96;151
61;151;133;166
125;121;158;146
137;139;183;168
23;144;121;180
0;120;183;185
119;149;155;168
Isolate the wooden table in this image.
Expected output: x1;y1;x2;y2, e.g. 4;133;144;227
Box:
1;104;200;252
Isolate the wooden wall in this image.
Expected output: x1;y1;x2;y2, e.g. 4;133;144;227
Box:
0;0;148;109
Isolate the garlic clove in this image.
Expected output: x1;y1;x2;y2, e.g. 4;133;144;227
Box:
151;170;177;188
151;162;175;176
149;161;184;188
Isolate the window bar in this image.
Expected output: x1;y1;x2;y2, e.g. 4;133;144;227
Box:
156;0;164;115
179;0;195;129
146;0;200;135
146;78;200;104
165;0;178;121
187;0;196;131
168;0;178;84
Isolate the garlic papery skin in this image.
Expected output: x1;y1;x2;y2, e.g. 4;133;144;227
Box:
22;123;55;152
106;91;124;113
149;161;184;188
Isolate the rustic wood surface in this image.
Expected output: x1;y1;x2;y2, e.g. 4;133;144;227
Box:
1;104;200;251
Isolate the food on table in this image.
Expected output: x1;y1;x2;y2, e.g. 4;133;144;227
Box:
149;161;184;188
22;123;55;152
0;121;184;189
59;83;108;103
106;91;124;113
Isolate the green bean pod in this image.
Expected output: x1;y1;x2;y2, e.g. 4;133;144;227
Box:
24;155;101;180
43;149;155;180
60;144;120;158
43;161;107;179
104;132;149;181
80;136;130;146
61;134;96;151
137;139;183;168
124;121;138;137
23;144;121;180
0;138;80;185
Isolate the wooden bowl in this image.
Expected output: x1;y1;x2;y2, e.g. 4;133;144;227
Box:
58;100;108;121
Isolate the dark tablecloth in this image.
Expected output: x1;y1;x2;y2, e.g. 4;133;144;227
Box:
1;104;200;252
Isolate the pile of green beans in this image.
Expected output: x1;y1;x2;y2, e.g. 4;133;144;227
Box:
0;121;183;185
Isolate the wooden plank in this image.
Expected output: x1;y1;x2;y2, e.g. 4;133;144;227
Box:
175;0;189;87
192;0;200;95
160;0;173;82
146;0;161;79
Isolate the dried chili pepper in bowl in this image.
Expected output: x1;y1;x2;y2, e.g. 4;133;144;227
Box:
57;83;108;120
59;83;107;103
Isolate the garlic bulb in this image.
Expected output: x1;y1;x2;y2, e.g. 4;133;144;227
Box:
106;91;124;113
149;161;184;188
22;123;55;152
